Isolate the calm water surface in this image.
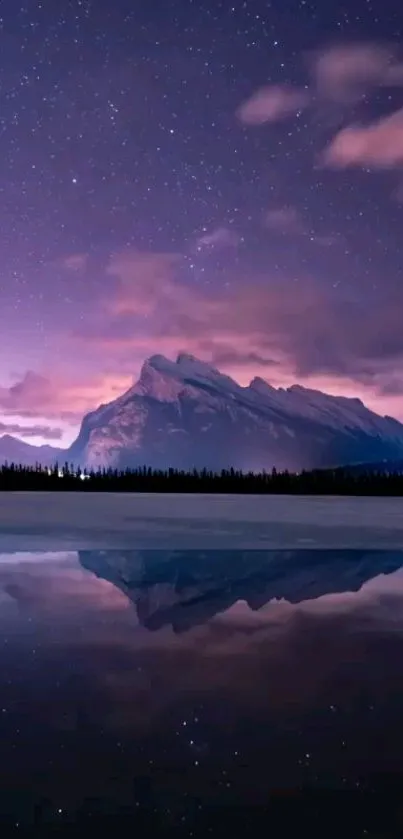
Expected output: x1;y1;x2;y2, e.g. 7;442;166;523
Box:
1;548;403;837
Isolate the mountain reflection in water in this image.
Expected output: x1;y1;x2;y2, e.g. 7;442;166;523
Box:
79;547;403;632
0;548;403;836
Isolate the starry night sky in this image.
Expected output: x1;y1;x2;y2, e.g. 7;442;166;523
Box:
1;0;403;445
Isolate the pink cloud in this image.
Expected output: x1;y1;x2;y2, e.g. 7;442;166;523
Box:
323;108;403;168
105;249;184;317
0;372;59;415
0;370;132;423
236;84;309;125
75;249;403;404
237;43;403;130
312;42;403;103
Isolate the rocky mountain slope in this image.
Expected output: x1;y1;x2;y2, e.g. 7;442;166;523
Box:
67;353;403;472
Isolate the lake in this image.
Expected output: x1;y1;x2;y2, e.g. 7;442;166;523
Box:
1;546;403;836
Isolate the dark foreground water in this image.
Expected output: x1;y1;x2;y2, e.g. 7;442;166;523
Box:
2;548;403;837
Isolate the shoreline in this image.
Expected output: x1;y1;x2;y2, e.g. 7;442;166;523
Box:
0;492;403;551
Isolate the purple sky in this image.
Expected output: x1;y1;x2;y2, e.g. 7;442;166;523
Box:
1;0;403;445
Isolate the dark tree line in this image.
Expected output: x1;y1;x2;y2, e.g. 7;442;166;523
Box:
0;460;403;494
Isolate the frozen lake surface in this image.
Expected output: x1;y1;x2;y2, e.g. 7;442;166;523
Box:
0;491;403;550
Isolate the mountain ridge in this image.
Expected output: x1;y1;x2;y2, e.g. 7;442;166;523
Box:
0;434;64;468
67;353;403;472
3;352;403;471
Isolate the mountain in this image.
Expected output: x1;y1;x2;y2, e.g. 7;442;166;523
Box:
67;352;403;472
0;434;63;468
341;459;403;475
78;548;403;633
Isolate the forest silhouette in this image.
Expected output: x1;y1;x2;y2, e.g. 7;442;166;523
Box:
0;460;403;495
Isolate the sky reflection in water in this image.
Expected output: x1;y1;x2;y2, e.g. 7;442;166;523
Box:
1;548;403;836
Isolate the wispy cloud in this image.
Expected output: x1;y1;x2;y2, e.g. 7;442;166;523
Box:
195;226;240;249
311;42;403;103
264;206;337;246
198;346;280;369
61;253;89;272
236;84;309;125
105;249;183;317
0;422;63;441
265;207;306;235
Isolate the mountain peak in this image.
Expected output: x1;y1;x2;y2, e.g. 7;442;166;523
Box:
134;354;181;401
249;376;276;394
141;351;237;389
140;352;221;383
176;352;199;365
175;352;223;380
147;354;171;370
